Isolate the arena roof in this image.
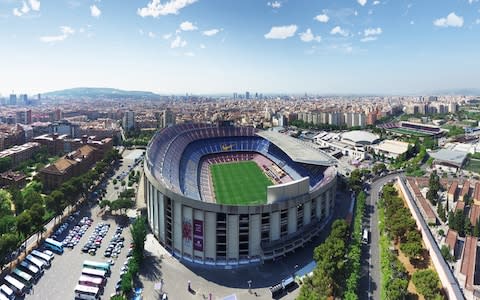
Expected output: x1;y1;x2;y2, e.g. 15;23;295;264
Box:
429;149;467;168
340;130;380;145
256;130;337;166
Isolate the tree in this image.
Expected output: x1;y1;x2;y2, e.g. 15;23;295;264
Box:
372;163;387;175
0;233;20;267
464;194;472;206
348;169;363;194
0;157;12;172
412;269;440;299
0;189;13;216
9;187;24;215
29;203;45;228
440;245;455;263
130;217;147;263
16;211;32;239
400;230;423;260
437;202;446;222
99;199;111;209
386;277;409;300
0;215;16;235
298;267;331;300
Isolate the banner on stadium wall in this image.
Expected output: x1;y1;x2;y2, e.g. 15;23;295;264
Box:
182;218;192;249
193;219;204;251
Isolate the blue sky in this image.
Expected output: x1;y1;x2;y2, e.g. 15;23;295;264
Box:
0;0;479;96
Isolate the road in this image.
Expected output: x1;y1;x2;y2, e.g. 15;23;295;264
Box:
359;172;403;300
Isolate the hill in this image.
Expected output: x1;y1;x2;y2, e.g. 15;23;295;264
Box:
43;87;162;100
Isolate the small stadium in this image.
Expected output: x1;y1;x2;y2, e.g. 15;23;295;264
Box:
144;123;338;266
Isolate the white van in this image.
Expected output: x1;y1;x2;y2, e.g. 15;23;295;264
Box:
362;229;369;244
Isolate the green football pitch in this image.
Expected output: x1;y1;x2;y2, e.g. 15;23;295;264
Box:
210;161;272;205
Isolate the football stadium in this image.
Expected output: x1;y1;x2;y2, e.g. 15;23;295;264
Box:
144;123;338;266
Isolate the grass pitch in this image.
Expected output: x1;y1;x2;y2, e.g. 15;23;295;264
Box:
210;161;272;205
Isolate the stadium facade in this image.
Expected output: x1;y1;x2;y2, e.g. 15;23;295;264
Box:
144;123;337;267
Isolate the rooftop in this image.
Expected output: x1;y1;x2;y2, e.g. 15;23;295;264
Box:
256;130;337;166
340;130;380;145
372;139;410;155
429;149;468;167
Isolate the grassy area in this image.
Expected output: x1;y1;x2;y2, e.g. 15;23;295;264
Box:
466;159;480;173
210;161;272;205
387;128;429;137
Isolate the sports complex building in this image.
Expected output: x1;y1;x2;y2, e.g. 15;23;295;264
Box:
144;123;338;266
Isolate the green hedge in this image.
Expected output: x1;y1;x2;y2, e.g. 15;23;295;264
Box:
344;191;366;299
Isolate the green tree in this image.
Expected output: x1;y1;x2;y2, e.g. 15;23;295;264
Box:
0;233;20;267
9;187;24;215
297;267;331;300
16;211;32;239
0;157;12;172
412;269;440;299
440;245;455;263
0;215;16;235
437;202;446;222
29;203;46;227
0;189;13;216
130;217;147;263
400;230;423;260
386;277;409;300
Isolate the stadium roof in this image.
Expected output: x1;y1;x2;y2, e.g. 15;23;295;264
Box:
256;130;337;166
341;130;380;145
429;149;467;168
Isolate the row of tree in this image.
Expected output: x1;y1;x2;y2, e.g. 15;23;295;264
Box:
344;191;367;300
297;220;349;299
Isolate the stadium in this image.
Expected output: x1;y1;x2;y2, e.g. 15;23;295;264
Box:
144;123;338;267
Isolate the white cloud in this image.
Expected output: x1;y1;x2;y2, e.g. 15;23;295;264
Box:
357;0;367;6
361;27;382;42
364;27;382;36
264;25;297;39
40;26;75;43
410;20;415;25
299;28;321;42
13;1;30;16
139;29;145;36
373;1;380;5
90;5;101;18
29;0;40;11
314;14;329;23
138;0;197;18
202;28;221;36
170;35;187;48
200;44;206;49
267;1;281;8
180;21;197;31
476;19;480;24
163;33;172;39
433;12;464;28
148;31;156;38
184;51;195;56
360;36;378;42
330;26;349;37
469;0;479;4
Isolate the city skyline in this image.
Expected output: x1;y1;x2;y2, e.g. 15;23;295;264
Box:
1;0;480;96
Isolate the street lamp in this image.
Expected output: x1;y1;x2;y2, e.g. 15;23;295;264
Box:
247;280;252;294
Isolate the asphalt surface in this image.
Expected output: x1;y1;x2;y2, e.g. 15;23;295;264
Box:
359;173;403;300
21;149;144;300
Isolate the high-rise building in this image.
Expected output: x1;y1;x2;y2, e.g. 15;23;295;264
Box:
20;94;28;105
9;94;17;106
16;110;32;125
160;109;176;128
122;111;136;131
245;91;250;100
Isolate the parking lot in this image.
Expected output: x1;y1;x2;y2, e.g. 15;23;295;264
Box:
20;149;143;300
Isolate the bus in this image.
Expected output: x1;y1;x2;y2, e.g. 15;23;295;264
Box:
31;250;53;266
25;254;46;270
78;275;104;288
19;260;43;280
44;238;64;254
83;260;110;274
12;268;33;288
81;268;107;281
74;284;100;300
0;284;15;300
0;292;10;300
4;275;27;296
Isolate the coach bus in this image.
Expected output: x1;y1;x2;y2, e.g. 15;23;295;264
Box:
78;275;104;288
81;268;107;281
44;238;64;254
19;260;43;280
31;250;53;266
4;275;27;296
74;284;100;300
0;292;10;300
0;284;15;300
12;268;33;288
25;254;46;270
83;260;110;274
